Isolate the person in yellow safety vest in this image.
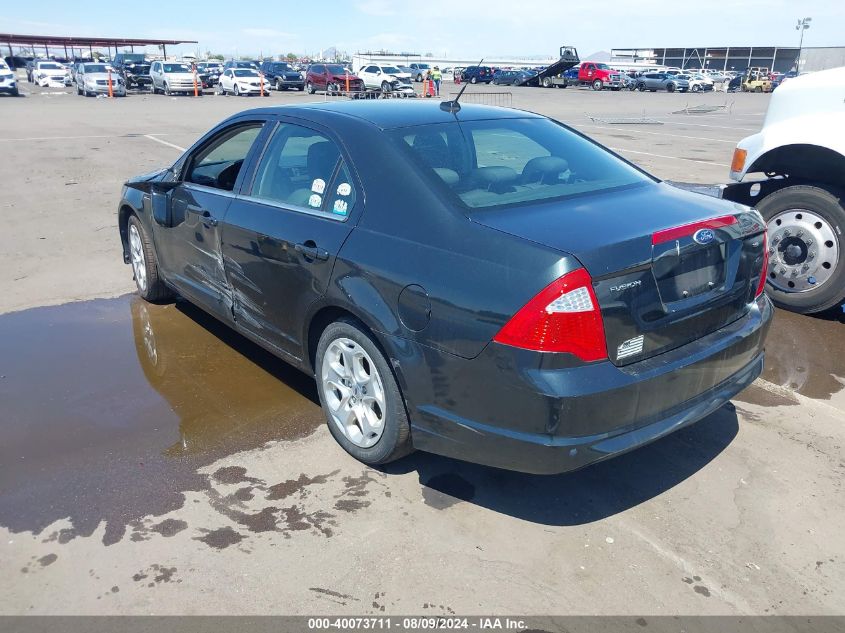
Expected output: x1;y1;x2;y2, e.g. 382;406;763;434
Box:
431;66;442;96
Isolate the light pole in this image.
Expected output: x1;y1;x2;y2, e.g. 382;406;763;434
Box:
795;17;811;70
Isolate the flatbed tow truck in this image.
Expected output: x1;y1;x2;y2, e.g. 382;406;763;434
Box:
517;46;580;88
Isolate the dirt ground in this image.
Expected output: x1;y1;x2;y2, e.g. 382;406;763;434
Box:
1;80;843;616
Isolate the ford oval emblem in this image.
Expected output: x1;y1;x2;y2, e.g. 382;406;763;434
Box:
693;228;715;245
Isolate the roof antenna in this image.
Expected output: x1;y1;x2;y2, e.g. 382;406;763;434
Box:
440;58;483;113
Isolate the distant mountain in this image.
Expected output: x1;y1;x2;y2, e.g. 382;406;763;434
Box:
585;50;612;62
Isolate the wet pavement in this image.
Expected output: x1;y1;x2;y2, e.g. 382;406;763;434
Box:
736;305;845;410
0;295;843;615
0;295;323;546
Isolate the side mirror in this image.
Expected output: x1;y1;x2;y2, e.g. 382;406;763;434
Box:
124;178;180;195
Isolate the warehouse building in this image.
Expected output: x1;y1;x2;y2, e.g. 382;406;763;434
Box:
610;46;845;73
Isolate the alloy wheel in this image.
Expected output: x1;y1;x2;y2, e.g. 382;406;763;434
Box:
129;223;147;292
321;337;386;449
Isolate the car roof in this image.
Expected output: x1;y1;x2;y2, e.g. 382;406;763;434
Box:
240;100;543;131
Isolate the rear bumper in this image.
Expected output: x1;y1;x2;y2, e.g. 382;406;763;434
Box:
400;295;772;474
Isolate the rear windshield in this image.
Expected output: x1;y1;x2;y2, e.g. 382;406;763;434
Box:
393;118;651;210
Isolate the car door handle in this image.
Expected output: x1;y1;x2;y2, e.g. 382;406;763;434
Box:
199;210;218;227
294;242;329;261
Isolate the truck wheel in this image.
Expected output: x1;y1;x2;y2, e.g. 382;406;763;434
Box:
316;318;413;466
542;77;551;88
759;184;845;314
591;79;603;91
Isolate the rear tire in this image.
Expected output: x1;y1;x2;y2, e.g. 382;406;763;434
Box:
127;215;172;302
542;77;551;88
316;318;412;466
471;76;477;84
758;184;845;314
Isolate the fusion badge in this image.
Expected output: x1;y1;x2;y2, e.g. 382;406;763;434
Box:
617;335;645;361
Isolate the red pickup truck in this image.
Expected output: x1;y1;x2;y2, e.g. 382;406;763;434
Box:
578;62;623;91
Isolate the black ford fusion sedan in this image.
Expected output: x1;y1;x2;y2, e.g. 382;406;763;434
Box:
118;100;772;474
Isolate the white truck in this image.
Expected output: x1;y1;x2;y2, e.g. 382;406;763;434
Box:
722;66;845;314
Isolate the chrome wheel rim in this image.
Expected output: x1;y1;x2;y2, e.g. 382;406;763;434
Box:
129;224;147;292
321;337;386;448
767;208;839;292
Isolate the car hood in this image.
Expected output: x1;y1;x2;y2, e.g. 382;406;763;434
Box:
83;72;120;81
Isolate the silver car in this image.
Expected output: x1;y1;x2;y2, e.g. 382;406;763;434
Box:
636;72;689;93
75;63;126;97
149;60;198;95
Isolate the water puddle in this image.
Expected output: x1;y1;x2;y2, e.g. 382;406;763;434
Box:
0;295;323;545
746;307;845;403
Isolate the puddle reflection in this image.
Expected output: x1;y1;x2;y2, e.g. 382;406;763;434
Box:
0;295;322;544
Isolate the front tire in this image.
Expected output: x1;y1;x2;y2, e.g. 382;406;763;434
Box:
127;215;171;302
307;81;315;94
316;319;412;465
758;184;845;314
592;79;603;91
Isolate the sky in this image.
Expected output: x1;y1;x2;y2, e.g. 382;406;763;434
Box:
2;0;843;60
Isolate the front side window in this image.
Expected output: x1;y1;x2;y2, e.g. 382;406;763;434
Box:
394;118;650;210
251;123;355;218
185;123;264;191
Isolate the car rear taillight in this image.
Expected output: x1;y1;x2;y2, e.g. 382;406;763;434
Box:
755;230;769;298
493;268;608;362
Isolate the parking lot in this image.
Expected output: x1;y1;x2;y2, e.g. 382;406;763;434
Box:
1;82;843;616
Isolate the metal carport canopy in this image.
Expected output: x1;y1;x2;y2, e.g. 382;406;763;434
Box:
2;34;196;48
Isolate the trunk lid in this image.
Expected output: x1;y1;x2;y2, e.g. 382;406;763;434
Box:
472;182;767;365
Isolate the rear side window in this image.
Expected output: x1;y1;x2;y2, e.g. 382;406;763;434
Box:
250;123;355;218
393;118;650;210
